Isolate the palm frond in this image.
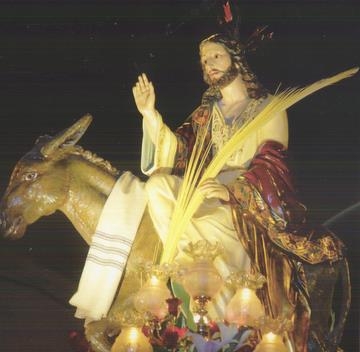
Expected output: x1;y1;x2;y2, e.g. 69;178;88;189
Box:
160;67;358;264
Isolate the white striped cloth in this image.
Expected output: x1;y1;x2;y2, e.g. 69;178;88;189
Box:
69;171;147;322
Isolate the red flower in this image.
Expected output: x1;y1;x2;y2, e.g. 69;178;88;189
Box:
162;325;187;348
141;325;152;337
166;297;182;317
208;321;220;336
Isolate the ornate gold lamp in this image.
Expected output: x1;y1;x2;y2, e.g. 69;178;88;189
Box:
224;271;266;327
253;317;292;352
133;264;173;320
111;310;153;352
178;240;224;336
255;332;287;352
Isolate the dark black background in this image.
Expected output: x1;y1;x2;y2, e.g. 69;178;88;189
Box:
0;1;358;351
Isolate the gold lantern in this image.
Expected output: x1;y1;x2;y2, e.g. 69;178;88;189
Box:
111;310;153;352
253;316;292;352
224;271;266;327
133;264;172;320
179;240;224;336
254;332;288;352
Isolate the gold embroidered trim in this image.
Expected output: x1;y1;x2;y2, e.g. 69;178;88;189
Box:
211;98;264;164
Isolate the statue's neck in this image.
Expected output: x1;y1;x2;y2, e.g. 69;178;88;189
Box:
59;158;117;244
219;75;248;105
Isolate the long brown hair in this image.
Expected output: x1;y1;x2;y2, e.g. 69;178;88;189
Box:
200;33;268;104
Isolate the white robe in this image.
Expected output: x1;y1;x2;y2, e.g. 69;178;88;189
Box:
141;98;288;319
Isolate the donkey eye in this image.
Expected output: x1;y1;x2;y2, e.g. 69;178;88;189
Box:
23;171;38;181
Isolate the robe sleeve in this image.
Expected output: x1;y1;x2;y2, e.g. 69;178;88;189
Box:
227;107;301;229
227;141;344;264
226;139;306;231
141;106;210;176
242;140;307;230
140;110;178;176
172;105;212;175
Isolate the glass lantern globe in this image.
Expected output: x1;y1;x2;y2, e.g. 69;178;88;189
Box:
181;260;223;299
254;332;288;352
111;326;153;352
134;275;172;319
224;287;264;326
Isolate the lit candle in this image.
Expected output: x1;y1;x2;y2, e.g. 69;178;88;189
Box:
149;275;159;286
263;332;278;343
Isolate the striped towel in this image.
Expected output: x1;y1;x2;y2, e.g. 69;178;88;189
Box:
69;171;147;322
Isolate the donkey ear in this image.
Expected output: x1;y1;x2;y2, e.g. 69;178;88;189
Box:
40;114;93;157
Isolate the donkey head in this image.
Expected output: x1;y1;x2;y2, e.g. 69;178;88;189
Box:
0;115;93;239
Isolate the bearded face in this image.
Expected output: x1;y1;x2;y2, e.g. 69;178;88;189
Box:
200;41;240;89
200;37;267;100
202;61;239;89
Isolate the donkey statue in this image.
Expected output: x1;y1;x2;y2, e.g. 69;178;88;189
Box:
0;115;350;352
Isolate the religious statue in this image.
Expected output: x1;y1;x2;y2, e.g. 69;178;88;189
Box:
130;33;351;351
0;25;357;352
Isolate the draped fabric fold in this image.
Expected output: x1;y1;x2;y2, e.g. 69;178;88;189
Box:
237;141;344;264
69;171;147;322
243;140;306;229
